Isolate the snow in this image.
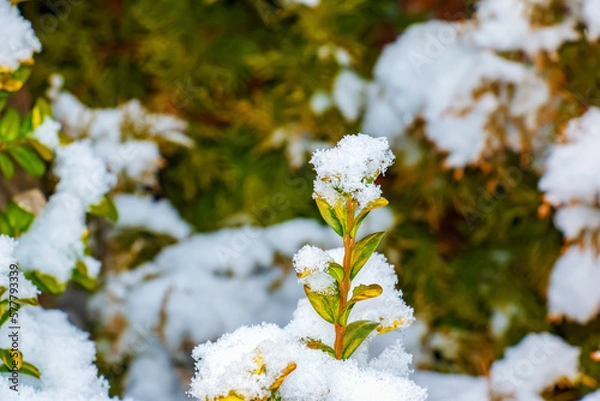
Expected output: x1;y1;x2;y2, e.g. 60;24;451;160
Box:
0;307;126;401
0;235;38;300
410;333;582;401
310;134;395;210
54;141;117;207
293;245;335;294
554;205;600;240
583;0;600;41
363;20;550;167
490;333;580;400
16;141;115;282
467;0;580;55
31;118;62;151
310;92;332;115
333;70;365;121
540;108;600;323
412;371;489;401
0;0;41;71
124;340;188;401
89;218;339;361
15;194;87;283
50;80;189;187
582;391;600;401
540;108;600;205
113;194;192;239
548;245;600;323
189;323;426;401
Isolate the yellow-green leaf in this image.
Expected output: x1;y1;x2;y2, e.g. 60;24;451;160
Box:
342;320;379;359
29;139;54;161
350;284;383;303
304;285;337;324
304;338;336;357
88;195;119;223
350;198;389;238
0;348;22;370
71;260;98;291
20;361;41;379
350;232;385;279
0;300;18;326
328;262;344;283
32;98;52;129
15;297;39;306
24;271;67;296
315;197;344;237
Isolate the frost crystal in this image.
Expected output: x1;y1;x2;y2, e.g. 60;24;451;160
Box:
310;134;395;210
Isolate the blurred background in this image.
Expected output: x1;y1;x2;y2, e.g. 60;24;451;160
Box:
5;0;600;400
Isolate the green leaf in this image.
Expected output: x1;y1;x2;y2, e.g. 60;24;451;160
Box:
0;213;10;235
304;338;335;357
350;284;383;303
328;262;344;282
20;111;33;138
6;201;35;234
20;361;41;379
350;198;389;238
304;285;338;324
0;109;20;141
0;152;15;178
71;260;98;291
350;232;385;279
24;271;67;296
315;197;345;237
8;145;46;176
0;97;6;112
342;320;380;359
11;66;31;83
88;195;119;223
0;300;18;327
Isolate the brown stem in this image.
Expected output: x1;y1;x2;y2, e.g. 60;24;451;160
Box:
334;198;356;359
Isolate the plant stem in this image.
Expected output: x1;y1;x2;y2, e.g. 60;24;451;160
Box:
334;198;356;359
